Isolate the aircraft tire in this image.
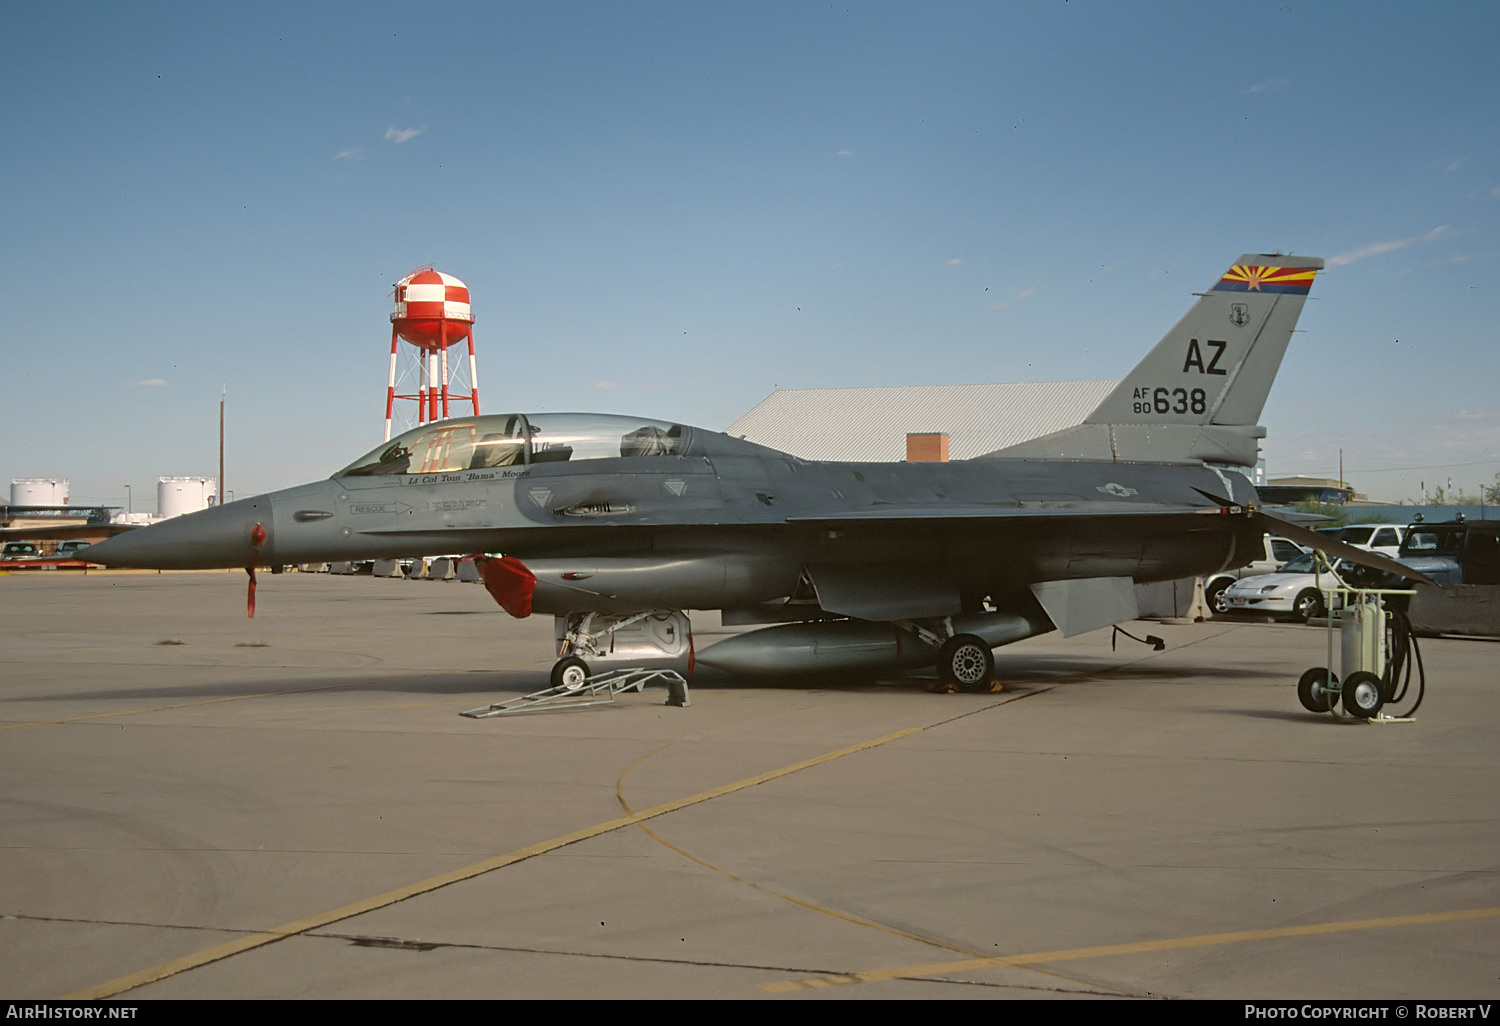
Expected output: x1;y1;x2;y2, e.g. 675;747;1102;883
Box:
1296;667;1339;713
551;656;590;691
938;634;994;692
1341;671;1385;719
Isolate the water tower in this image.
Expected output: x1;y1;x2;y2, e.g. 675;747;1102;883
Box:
384;267;480;441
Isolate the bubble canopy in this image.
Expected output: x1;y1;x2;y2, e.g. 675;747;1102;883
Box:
339;413;692;477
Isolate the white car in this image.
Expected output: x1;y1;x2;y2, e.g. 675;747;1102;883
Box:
1221;552;1349;622
1203;534;1309;615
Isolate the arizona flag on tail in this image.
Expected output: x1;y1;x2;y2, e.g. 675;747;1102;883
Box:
1212;264;1317;295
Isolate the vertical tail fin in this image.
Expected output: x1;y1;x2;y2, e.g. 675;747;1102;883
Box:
985;253;1323;466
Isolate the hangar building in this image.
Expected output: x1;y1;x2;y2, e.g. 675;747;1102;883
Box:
727;380;1118;462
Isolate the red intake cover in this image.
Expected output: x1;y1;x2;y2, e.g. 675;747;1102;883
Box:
476;555;536;618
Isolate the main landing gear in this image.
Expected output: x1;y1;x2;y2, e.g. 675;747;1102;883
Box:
936;634;995;692
897;618;1010;693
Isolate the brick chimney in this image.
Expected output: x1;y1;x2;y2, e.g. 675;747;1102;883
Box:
905;433;950;462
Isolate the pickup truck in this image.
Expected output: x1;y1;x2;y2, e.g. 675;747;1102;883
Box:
1396;520;1500;587
1389;520;1500;639
1204;535;1308;616
1313;522;1409;559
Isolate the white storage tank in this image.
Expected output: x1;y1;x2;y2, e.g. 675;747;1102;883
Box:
157;477;217;518
10;478;69;506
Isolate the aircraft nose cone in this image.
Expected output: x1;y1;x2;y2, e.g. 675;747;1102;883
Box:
83;497;275;570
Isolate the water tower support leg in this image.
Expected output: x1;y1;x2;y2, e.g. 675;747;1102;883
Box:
467;334;480;416
384;326;399;441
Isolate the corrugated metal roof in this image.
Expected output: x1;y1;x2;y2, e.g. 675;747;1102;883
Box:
725;380;1118;462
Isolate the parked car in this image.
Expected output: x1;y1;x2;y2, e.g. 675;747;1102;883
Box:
2;542;39;560
1221;551;1349;622
1203;535;1309;616
1313;522;1409;559
55;540;93;556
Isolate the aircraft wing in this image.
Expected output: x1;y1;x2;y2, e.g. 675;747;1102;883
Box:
786;503;1230;522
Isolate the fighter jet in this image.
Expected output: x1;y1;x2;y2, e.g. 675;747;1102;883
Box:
86;253;1419;689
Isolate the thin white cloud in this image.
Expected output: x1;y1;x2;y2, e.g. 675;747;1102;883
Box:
1244;77;1289;94
990;285;1040;310
334;147;366;160
130;379;168;388
945;258;962;267
1327;225;1452;267
836;149;855;158
385;126;424;144
590;380;622;390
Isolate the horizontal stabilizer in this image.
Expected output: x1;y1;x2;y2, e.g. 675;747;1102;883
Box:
1255;510;1436;586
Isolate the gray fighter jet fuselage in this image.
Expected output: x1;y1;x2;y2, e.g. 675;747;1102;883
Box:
93;253;1408;688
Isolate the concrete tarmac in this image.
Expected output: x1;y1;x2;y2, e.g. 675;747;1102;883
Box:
2;569;1496;1000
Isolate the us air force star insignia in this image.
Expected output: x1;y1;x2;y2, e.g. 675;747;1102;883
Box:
1098;482;1137;498
663;479;687;496
1230;303;1249;327
528;487;553;507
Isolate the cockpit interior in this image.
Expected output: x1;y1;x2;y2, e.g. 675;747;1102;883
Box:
340;413;688;477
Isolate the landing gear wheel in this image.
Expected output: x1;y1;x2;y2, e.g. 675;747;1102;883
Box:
1296;667;1340;713
1294;589;1325;623
550;656;590;691
938;634;995;693
1205;579;1231;617
1341;670;1386;719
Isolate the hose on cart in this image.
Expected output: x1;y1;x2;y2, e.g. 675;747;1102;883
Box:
1381;607;1426;716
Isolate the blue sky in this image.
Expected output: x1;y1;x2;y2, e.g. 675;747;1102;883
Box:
4;1;1497;509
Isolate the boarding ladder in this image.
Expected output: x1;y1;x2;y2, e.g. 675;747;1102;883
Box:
459;667;690;718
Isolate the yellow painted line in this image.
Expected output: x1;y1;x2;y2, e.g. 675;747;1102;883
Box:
67;724;924;999
615;746;986;959
759;904;1500;993
612;733;1120;994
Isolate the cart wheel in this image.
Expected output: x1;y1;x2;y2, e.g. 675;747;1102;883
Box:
550;656;590;691
1341;671;1385;719
1296;667;1339;713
